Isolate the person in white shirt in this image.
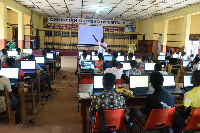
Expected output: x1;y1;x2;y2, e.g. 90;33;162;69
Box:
154;63;168;75
79;52;89;65
93;35;107;53
104;59;123;79
0;76;19;113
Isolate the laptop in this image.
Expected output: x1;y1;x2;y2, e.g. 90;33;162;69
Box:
20;60;36;73
104;55;112;61
163;75;182;94
80;55;90;60
183;60;190;68
46;53;54;60
93;75;116;95
183;75;193;92
172;54;178;58
123;62;131;72
169;58;178;65
158;56;165;62
7;51;17;57
23;49;32;55
35;56;45;66
159;52;165;56
129;75;152;95
117;56;124;62
0;68;19;85
92;55;98;61
127;56;136;60
80;61;95;73
144;63;156;74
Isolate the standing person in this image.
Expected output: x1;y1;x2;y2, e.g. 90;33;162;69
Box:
93;35;107;53
7;37;16;51
128;39;136;55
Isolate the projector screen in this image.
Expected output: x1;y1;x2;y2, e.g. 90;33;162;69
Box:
78;25;103;45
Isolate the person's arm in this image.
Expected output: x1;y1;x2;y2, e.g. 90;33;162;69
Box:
4;78;14;99
177;92;191;116
92;35;98;42
100;44;106;49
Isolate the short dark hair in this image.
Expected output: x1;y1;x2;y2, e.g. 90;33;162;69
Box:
82;52;87;57
108;49;111;53
113;52;118;59
46;48;51;53
28;54;35;60
42;50;47;56
154;63;162;71
5;46;9;50
103;73;116;89
128;53;133;58
111;59;118;67
83;50;86;53
6;58;15;67
192;70;200;86
94;51;98;55
98;53;103;59
141;55;146;62
130;60;137;68
2;49;7;55
120;51;124;56
52;47;55;51
150;72;164;91
194;57;199;64
16;48;21;52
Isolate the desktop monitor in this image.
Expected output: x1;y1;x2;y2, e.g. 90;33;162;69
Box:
172;54;178;58
0;68;19;79
169;58;178;65
144;63;156;71
11;49;16;51
80;55;90;60
46;53;54;59
35;56;45;64
129;75;149;89
104;55;112;61
93;75;115;89
158;56;165;61
7;51;17;57
117;56;124;62
20;60;36;70
92;55;98;61
163;75;175;87
81;61;95;69
23;49;32;54
183;75;193;88
127;56;136;60
183;60;190;68
123;63;131;71
159;52;165;56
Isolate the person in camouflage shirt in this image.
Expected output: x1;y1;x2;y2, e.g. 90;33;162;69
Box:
126;60;141;77
89;73;126;121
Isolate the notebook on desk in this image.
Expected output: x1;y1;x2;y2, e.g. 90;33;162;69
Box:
129;75;152;95
0;68;19;85
183;75;193;92
35;56;45;66
163;75;182;94
20;60;36;73
144;63;156;74
80;61;95;73
93;75;116;95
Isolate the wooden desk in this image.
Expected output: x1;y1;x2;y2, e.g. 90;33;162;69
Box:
45;60;56;82
12;82;26;124
80;84;184;133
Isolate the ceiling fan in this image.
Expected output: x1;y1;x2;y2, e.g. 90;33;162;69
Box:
150;0;156;4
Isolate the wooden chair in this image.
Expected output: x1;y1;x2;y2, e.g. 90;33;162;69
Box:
0;90;16;126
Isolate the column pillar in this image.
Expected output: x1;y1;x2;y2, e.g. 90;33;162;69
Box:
0;3;7;49
18;12;24;50
182;15;191;55
161;20;169;54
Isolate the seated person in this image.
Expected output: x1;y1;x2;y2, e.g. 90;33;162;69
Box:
5;45;9;51
104;59;123;79
0;75;19;113
89;73;126;122
126;60;141;77
108;49;111;55
112;52;118;60
16;48;24;59
154;63;168;75
28;55;55;91
6;58;24;79
185;56;200;72
79;52;89;65
172;70;200;133
1;49;8;60
127;53;134;62
7;37;16;51
128;72;175;125
138;55;147;68
95;53;103;69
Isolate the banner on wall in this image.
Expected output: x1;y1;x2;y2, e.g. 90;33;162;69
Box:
43;18;135;31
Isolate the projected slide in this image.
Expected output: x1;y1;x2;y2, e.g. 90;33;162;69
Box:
78;25;103;45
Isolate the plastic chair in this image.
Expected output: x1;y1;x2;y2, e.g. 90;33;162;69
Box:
116;79;123;84
91;109;125;132
80;78;93;84
182;108;200;132
133;107;175;132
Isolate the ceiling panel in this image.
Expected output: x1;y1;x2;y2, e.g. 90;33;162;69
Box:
13;0;200;20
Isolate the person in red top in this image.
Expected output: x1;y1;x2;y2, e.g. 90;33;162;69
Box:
6;58;24;79
95;53;103;69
